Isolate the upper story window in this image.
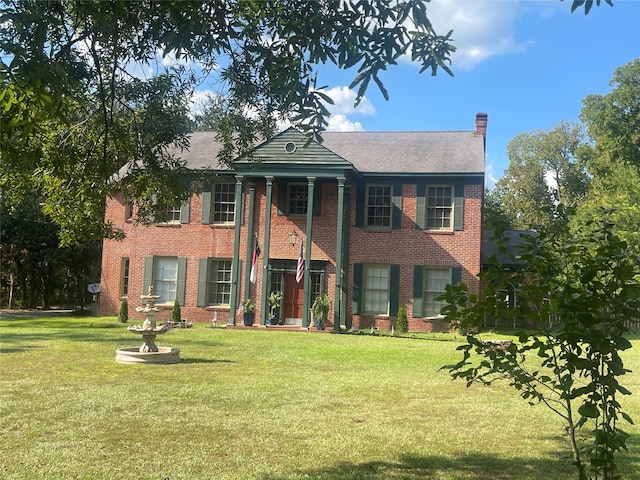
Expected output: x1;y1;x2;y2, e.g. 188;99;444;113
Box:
125;200;133;222
355;183;401;230
153;195;190;224
212;183;235;224
366;185;392;229
287;183;308;216
427;185;453;230
161;206;182;223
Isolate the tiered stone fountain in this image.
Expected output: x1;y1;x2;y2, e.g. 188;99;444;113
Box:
115;287;180;364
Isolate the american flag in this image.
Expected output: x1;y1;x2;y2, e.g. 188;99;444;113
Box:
296;243;304;283
250;237;260;284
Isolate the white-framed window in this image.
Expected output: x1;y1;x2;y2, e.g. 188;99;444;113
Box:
287;183;308;216
423;267;451;317
363;264;390;315
426;185;453;230
160;206;182;223
366;184;392;229
212;183;235;224
207;259;233;306
120;258;130;297
153;256;178;303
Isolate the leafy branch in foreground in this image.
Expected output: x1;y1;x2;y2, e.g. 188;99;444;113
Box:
440;209;640;480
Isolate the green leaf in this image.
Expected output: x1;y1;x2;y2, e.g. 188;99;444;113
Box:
578;402;599;418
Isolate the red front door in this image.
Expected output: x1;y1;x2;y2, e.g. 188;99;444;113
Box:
284;273;304;319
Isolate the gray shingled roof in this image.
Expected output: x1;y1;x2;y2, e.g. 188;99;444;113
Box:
171;128;485;175
482;230;537;268
321;131;485;174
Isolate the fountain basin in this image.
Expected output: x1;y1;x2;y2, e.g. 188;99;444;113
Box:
115;347;181;365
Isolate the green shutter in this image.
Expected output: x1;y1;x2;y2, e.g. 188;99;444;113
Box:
415;184;425;229
201;184;212;224
277;180;287;215
143;257;154;296
454;183;464;231
413;265;424;318
197;258;209;307
180;200;190;224
176;257;187;305
352;263;363;314
389;264;400;315
452;266;462;286
355;184;365;227
391;183;402;230
313;183;322;216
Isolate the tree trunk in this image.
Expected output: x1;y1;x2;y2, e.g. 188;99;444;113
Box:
8;273;14;309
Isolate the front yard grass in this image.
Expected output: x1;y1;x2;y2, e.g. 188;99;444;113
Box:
1;316;639;480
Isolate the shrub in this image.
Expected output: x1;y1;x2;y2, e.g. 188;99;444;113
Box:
171;298;181;323
397;305;408;333
118;298;128;323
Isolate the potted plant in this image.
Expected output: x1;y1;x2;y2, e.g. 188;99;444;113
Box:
268;291;283;325
242;298;256;326
311;293;330;330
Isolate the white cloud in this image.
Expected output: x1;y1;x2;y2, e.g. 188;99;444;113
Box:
321;86;374;132
423;0;531;70
323;86;376;116
327;114;365;132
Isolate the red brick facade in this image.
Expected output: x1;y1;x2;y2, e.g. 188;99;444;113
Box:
100;125;485;332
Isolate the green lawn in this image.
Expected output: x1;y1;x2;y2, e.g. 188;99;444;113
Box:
1;316;639;480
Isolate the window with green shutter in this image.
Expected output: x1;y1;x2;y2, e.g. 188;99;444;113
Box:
356;183;402;230
142;256;186;304
416;183;464;231
363;264;390;315
202;183;235;224
412;266;462;318
276;180;322;216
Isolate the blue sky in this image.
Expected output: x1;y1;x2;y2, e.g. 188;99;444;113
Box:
308;0;640;188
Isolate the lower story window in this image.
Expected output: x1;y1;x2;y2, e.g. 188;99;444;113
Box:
423;267;451;317
364;264;390;315
207;259;232;306
120;258;130;297
153;256;178;303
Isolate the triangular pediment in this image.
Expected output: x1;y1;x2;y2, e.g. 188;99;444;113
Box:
235;128;354;177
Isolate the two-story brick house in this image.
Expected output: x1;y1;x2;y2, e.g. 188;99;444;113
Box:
99;113;487;332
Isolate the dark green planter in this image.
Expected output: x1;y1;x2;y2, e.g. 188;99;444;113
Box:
243;312;255;326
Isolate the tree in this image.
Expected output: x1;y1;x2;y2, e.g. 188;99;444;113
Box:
441;209;639;480
1;0;457;245
574;59;640;266
0;189;101;309
0;0;612;245
492;122;590;234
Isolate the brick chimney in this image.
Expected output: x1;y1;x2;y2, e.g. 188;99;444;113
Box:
475;112;488;138
475;112;488;151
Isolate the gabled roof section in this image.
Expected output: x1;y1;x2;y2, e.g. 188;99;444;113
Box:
321;131;485;174
239;128;353;168
174;131;228;171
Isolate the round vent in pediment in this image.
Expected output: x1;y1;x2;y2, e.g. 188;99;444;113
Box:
284;142;297;154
